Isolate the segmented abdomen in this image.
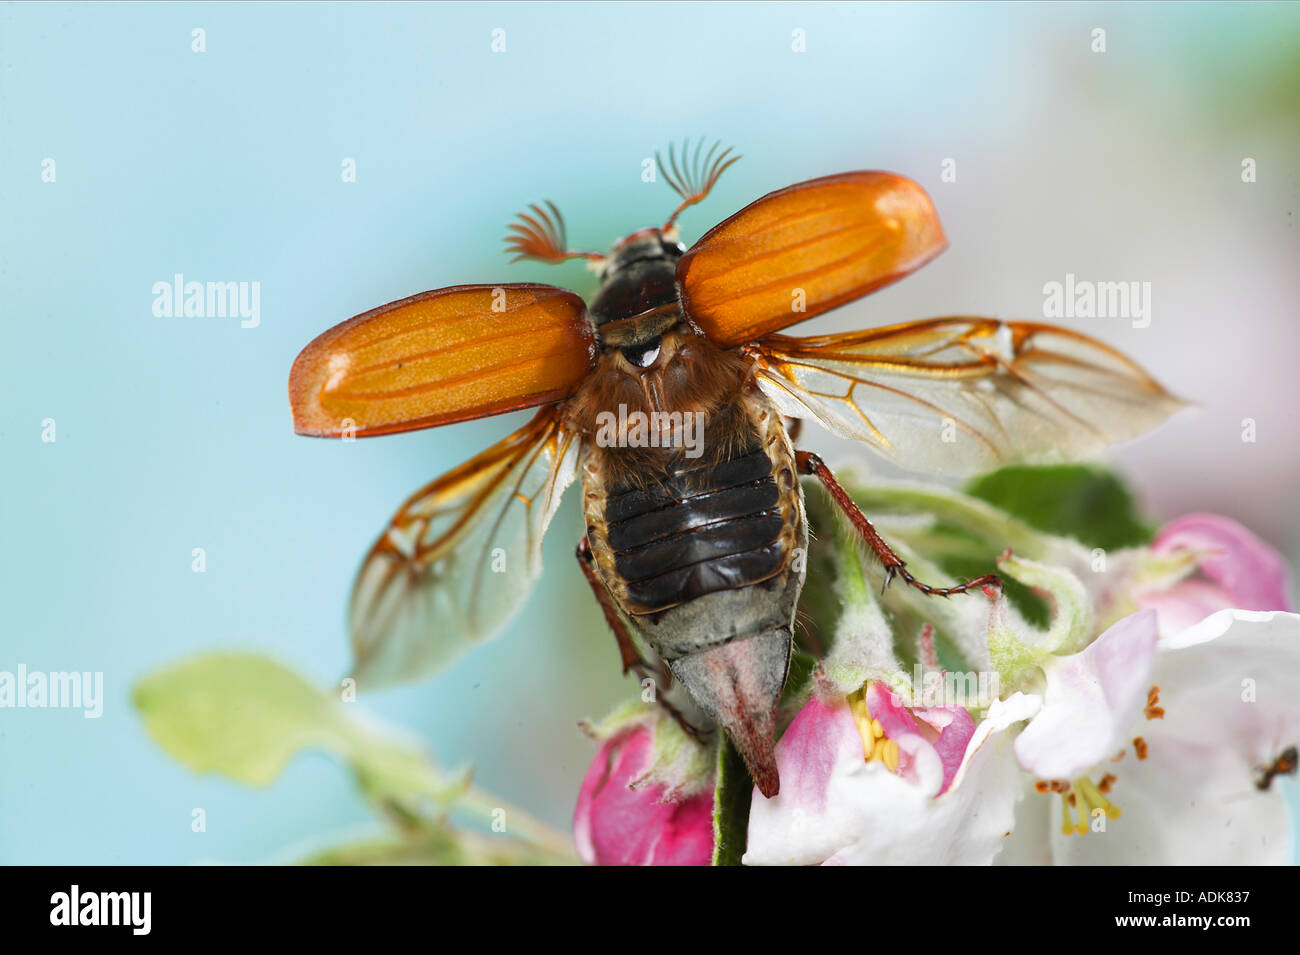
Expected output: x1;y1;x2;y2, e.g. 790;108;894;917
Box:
602;442;788;613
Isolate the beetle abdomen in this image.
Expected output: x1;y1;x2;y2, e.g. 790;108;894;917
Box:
606;445;786;612
577;384;806;658
578;388;806;797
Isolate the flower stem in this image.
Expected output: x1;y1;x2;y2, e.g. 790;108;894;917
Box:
454;786;578;861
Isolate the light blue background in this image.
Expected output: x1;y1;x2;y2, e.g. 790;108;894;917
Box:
2;2;1297;864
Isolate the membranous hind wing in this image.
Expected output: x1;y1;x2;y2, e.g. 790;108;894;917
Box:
750;318;1186;475
287;282;595;686
677;171;946;347
349;406;579;687
290;283;594;437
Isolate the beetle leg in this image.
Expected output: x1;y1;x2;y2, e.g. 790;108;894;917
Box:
795;451;1000;597
575;538;704;741
576;537;641;673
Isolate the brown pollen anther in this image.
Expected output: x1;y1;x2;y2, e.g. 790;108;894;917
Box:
1144;685;1165;720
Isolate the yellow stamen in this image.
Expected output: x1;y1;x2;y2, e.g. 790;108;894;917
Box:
847;687;901;775
882;738;899;772
847;688;874;761
1040;774;1123;835
1075;775;1122;821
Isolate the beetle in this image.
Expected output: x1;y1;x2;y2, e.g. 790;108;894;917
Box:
289;140;1183;796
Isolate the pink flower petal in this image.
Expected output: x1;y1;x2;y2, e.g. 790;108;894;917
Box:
922;706;976;795
573;726;714;866
774;694;864;815
864;682;921;739
1139;579;1237;637
864;683;974;794
1153;513;1293;613
747;692;1023;865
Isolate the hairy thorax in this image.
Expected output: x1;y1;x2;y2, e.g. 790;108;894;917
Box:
565;326;752;486
566;325;804;628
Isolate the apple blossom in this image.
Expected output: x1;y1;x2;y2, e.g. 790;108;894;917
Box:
573;705;715;866
1000;609;1300;864
1138;513;1294;635
743;677;1028;865
985;518;1298;863
747;475;1298;867
590;465;1299;867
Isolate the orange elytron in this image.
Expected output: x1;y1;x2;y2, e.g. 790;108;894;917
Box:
289;141;1183;796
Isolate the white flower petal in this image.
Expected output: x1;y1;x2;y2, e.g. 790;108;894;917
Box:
1047;739;1291;865
1160;607;1286;651
1014;610;1158;780
1029;610;1299;864
744;695;1023;865
948;692;1041;793
1154;610;1300;766
994;782;1054;865
813;730;1024;866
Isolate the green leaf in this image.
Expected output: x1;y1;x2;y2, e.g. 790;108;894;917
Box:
712;738;753;866
965;465;1153;551
133;653;346;786
133;653;453;803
